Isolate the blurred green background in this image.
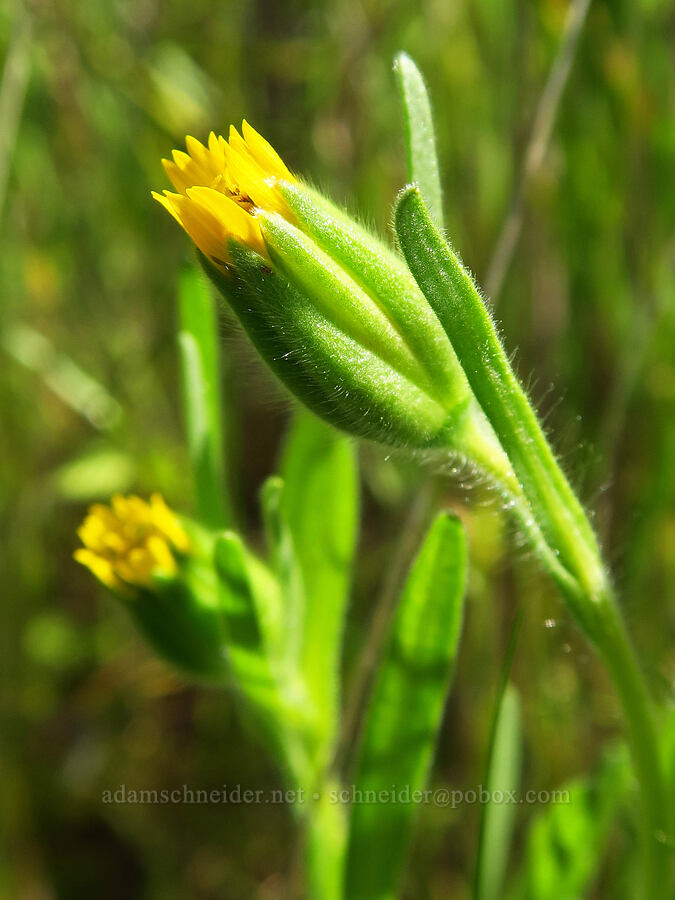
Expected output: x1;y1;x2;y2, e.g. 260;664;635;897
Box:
1;0;674;896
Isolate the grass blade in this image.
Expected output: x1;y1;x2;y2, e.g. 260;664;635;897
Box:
473;610;523;900
474;683;522;900
394;52;444;229
345;511;467;899
178;265;231;529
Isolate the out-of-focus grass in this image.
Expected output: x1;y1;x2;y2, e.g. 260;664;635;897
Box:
0;0;673;897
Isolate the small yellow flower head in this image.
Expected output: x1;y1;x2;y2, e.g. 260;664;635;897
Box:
74;493;190;594
152;121;296;270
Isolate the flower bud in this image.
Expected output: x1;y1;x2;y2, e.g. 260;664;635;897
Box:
152;122;295;269
208;243;456;448
74;493;227;678
153;124;510;462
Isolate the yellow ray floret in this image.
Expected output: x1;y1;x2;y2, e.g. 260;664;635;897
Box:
74;493;191;594
153;120;296;270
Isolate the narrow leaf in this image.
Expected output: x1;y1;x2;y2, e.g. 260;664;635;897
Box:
394;187;602;623
345;511;467;899
281;410;358;748
261;476;305;670
474;683;522;900
474;612;523;900
178;266;230;529
394;52;444;228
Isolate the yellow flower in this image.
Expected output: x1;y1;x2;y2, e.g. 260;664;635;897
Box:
74;493;190;594
152;121;296;270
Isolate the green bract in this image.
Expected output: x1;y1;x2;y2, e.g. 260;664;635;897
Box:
200;187;513;471
116;523;229;679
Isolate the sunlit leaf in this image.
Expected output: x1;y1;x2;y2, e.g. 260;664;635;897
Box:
345;511;467;899
394;52;444;229
178;266;231;529
281;410;358;748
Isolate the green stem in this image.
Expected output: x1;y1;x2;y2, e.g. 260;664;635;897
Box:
465;421;672;897
305;779;347;900
460;416;587;612
593;597;672;899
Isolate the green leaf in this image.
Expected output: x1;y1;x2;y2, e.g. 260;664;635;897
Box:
394;186;605;624
394;52;444;229
394;191;672;900
213;531;277;691
281;410;359;750
178;265;231;529
260;476;306;670
345;511;467;900
474;683;522;900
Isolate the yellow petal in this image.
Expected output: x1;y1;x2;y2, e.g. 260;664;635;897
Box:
207;131;226;169
161;159;193;195
146;535;177;573
186;186;267;258
161;191;232;263
228;124;255;161
150;493;191;552
75;493;190;593
242;120;293;181
185;135;214;170
170;149;213;192
222;142;275;208
155;122;294;265
74;548;126;593
152;191;185;228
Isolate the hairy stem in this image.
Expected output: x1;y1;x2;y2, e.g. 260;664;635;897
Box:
594;598;672;899
466;425;672;898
